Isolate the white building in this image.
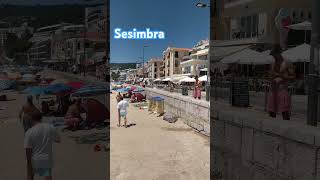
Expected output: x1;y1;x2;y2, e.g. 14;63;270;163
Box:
162;47;191;78
147;58;163;80
181;40;209;77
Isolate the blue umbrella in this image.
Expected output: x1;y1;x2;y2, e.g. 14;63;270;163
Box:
116;87;130;93
132;86;144;93
45;83;72;94
24;86;47;95
72;85;109;97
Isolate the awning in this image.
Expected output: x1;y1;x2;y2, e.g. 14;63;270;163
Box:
162;78;172;82
199;75;208;82
179;77;196;83
221;48;272;64
287;21;312;31
282;43;311;62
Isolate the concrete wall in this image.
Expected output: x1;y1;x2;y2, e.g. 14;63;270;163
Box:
212;101;320;180
145;88;210;136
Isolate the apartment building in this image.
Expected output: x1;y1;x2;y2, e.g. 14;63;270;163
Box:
181;40;209;77
220;0;312;43
147;58;163;79
162;47;191;78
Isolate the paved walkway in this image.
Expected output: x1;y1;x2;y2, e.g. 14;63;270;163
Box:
110;93;210;180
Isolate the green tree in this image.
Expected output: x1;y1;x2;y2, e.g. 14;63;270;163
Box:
111;71;120;81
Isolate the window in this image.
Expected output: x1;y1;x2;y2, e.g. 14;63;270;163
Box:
175;60;179;67
77;42;81;50
292;11;296;18
175;51;179;58
301;11;304;18
309;12;312;19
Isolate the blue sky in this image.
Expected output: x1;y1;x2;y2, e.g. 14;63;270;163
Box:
111;0;209;63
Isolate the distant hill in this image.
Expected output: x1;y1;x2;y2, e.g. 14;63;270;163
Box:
0;4;86;28
111;63;136;70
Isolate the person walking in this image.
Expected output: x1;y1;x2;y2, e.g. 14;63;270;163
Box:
24;111;61;180
19;95;41;133
117;96;129;128
193;76;202;99
267;44;295;120
116;92;122;103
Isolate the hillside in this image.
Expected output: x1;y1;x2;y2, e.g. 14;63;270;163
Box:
111;63;137;70
0;4;86;28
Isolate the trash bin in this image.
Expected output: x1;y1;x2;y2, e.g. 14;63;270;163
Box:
148;96;154;111
154;97;164;114
182;86;188;96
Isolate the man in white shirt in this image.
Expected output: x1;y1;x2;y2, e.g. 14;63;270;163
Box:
117;96;129;128
24;111;61;180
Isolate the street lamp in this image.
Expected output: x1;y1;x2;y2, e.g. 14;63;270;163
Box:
195;1;210;101
142;45;149;79
195;2;210;8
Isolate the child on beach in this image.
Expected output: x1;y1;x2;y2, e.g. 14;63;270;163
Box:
117;96;129;128
24;111;61;180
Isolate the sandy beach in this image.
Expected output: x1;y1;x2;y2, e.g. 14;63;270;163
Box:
0;72;109;180
110;93;210;180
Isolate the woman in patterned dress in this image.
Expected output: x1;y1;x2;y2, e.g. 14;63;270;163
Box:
267;44;295;120
193;76;202;99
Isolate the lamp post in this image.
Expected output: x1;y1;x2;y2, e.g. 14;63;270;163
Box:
142;45;149;79
195;1;210;101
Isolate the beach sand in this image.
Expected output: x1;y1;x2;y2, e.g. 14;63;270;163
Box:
110;93;210;180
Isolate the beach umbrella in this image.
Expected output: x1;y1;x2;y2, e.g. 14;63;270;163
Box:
162;78;172;82
179;77;196;83
45;83;73;94
133;86;144;93
72;85;109;97
81;98;109;123
50;79;70;85
0;79;15;91
67;81;85;89
198;75;208;82
22;74;36;79
24;86;47;95
116;87;130;93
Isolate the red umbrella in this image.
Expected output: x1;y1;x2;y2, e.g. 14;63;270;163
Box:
67;81;85;89
82;98;109;124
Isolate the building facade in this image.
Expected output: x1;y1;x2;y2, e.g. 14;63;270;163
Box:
147;58;163;79
162;47;191;78
181;40;209;77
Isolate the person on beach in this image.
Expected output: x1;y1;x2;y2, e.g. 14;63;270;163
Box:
64;99;83;130
117;96;129;128
24;111;60;180
193;76;202;99
116;92;122;103
19;95;41;133
267;44;296;120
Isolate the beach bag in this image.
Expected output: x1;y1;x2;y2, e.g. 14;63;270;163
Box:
163;112;178;123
